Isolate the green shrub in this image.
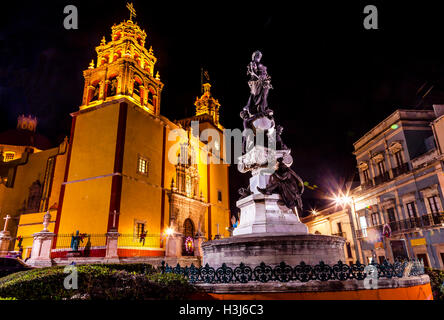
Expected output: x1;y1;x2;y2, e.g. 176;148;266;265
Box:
425;267;444;301
92;263;156;274
0;264;195;300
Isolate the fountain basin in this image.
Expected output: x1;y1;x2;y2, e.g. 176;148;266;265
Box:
202;233;346;268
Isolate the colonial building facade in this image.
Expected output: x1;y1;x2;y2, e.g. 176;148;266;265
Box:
301;206;358;265
350;108;444;268
0;15;230;261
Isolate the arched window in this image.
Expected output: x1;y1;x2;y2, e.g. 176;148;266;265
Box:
147;90;154;106
90;83;100;102
133;80;141;97
107;77;118;97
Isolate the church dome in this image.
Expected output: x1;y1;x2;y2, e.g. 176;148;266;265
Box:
0;115;52;150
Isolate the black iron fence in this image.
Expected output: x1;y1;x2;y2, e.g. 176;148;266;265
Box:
53;233;107;250
117;234;162;248
159;259;425;284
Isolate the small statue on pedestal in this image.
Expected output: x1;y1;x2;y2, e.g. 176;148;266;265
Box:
42;211;51;232
70;230;83;252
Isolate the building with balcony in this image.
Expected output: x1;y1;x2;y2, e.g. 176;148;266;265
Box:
351;108;444;269
301;206;359;265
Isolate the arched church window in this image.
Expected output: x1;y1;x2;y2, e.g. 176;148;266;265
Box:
133;80;140;97
90;84;100;102
113;32;121;41
107;77;118;97
148;90;154;106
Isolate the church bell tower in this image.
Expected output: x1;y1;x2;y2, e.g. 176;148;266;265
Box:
80;10;163;115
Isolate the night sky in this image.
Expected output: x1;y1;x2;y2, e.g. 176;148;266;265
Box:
2;1;444;217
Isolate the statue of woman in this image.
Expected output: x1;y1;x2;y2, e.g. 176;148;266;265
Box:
257;158;304;216
244;51;273;114
70;230;82;251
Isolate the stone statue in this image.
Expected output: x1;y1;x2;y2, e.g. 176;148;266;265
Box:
275;125;288;150
70;230;82;251
238;186;252;200
234;51;306;236
42;211;51;232
257;158;304;216
244;50;273;115
240;110;254;154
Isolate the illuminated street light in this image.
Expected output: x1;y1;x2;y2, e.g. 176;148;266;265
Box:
333;194;352;206
165;226;175;237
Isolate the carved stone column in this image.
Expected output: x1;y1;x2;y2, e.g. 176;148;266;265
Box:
165;232;183;257
194;234;207;258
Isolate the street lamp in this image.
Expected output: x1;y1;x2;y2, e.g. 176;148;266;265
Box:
332;192;362;262
165;226;175;237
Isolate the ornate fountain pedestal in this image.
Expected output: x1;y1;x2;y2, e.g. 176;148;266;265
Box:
203;192;344;268
233;193;308;235
202;233;345;269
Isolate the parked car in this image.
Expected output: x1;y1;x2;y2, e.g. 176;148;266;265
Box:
0;257;33;278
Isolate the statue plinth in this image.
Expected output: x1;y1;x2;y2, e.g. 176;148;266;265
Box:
0;231;11;257
27;231;55;267
233;193;308;236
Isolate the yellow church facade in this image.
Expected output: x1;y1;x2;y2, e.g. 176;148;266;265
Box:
0;15;230;260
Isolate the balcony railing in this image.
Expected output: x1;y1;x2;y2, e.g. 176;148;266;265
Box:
356;213;444;238
360;163;411;190
391;162;410;178
389;214;443;232
373;171;390;186
361;180;374;190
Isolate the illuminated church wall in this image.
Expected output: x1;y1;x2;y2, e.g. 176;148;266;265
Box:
2;10;231;257
118;103;165;238
0;142;67;246
55;102;121;236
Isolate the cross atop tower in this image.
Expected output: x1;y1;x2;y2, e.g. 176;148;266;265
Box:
2;215;11;232
126;2;137;21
